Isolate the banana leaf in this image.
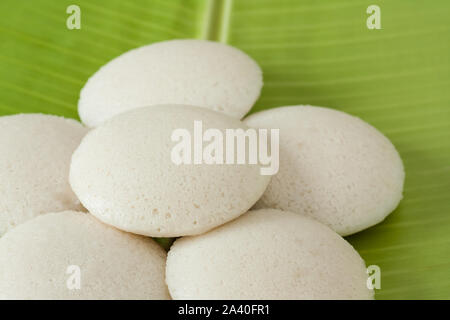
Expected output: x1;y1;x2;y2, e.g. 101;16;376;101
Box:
0;0;449;299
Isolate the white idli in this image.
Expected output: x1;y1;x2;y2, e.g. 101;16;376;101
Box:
166;209;373;300
244;105;405;236
0;114;88;236
0;211;170;300
70;105;271;237
78;39;263;127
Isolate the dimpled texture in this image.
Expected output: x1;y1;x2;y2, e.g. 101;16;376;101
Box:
0;114;88;236
70;105;271;237
166;209;373;300
0;211;170;300
244;106;405;236
78;39;263;127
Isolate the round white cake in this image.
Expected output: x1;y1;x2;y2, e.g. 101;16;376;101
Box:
0;211;170;300
0;114;88;236
70;105;271;237
78;39;263;127
244;106;405;235
166;209;374;300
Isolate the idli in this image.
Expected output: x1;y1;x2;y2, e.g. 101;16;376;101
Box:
166;209;374;300
70;105;271;237
0;211;170;300
0;114;88;236
78;39;263;127
244;105;405;236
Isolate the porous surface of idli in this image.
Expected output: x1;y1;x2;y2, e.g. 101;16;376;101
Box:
70;105;271;237
0;114;88;236
0;211;170;300
244;105;404;236
166;208;373;300
78;39;263;127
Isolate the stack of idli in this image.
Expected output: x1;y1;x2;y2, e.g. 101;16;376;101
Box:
0;39;404;300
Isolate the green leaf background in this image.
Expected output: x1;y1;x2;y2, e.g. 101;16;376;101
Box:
0;0;449;299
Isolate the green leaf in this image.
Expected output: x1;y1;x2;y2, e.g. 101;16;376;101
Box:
1;0;449;299
0;0;207;117
153;237;176;251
